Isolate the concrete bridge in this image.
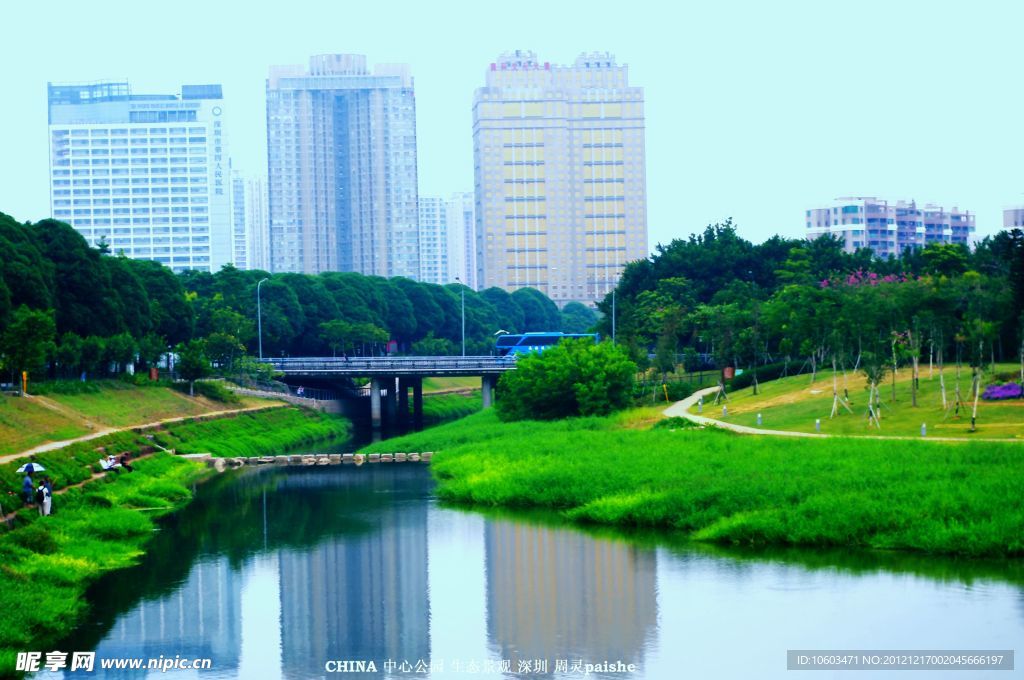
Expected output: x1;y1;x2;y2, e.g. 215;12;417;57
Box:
261;357;516;430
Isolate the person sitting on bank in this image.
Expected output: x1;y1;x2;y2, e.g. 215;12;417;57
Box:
119;453;133;472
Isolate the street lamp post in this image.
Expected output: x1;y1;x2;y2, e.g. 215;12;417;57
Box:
257;277;269;360
455;277;465;356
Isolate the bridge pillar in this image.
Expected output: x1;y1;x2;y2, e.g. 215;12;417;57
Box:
481;374;498;409
412;377;423;430
370;377;382;431
398;377;410;427
385;376;398;426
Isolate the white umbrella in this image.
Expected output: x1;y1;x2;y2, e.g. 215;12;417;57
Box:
16;463;44;474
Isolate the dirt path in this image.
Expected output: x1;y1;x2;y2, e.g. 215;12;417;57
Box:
663;387;1024;443
0;402;287;464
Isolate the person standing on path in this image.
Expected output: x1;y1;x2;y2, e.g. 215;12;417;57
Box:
35;481;50;516
22;473;33;506
43;477;54;515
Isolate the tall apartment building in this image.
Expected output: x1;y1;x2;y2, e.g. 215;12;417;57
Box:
473;50;647;305
417;197;448;284
266;54;420;277
246;176;270;271
47;81;231;272
446;191;476;288
806;197;975;257
1004;207;1024;228
230;172;248;269
228;172;270;271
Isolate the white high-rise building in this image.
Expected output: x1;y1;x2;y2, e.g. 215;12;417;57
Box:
417;197;448;284
246;177;270;271
446;191;476;288
230;171;248;269
47;81;231;272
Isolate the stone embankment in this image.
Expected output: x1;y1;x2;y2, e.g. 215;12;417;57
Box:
182;452;432;472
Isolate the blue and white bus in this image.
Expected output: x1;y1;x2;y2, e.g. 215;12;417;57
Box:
495;332;599;357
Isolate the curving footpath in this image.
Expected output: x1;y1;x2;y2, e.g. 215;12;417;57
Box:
663;386;1022;443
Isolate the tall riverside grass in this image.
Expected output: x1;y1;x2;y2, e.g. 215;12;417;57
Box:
153;407;351;457
362;410;1024;557
419;392;482;425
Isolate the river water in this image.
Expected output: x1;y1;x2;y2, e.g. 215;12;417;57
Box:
48;465;1022;679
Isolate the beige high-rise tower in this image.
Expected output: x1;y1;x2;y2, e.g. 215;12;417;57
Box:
473;50;647;305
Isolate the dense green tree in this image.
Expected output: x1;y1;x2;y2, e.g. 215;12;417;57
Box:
104;332;137;374
30;219;121;337
511;287;560;331
0;306;56;390
176;339;209;397
560;302;597;334
480;287;525;334
80;336;107;377
496;340;636;421
55;332;83;378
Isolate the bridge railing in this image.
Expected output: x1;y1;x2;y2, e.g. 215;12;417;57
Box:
262;356;517;373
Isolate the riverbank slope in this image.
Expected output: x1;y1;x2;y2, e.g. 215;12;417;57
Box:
361;408;1023;557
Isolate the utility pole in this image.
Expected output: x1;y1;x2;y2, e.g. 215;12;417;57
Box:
611;288;616;345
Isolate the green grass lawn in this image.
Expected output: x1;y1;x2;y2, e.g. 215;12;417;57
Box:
362;408;1024;558
0;382;272;457
421;376;481;393
691;363;1024;439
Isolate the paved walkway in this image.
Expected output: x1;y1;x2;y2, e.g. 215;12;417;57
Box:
663;386;1022;443
1;402;287;464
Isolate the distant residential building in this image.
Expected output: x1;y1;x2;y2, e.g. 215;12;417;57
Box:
1004;207;1024;228
246;176;270;271
473;50;647;305
47;81;232;272
230;171;248;269
446;191;476;288
266;54;419;277
806;197;975;257
418;196;448;284
228;173;269;271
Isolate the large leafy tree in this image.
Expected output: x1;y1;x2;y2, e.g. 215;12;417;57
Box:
0;306;56;390
497;340;636;421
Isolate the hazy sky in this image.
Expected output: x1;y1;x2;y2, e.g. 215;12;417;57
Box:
1;0;1020;251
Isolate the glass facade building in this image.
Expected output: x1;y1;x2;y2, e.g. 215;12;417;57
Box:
266;54;420;277
473;51;648;305
806;197;976;256
47;81;232;272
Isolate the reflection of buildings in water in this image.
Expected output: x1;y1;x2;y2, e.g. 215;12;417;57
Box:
92;557;242;673
278;477;430;679
485;521;657;670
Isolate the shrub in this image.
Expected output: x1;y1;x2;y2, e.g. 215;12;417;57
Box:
11;524;58;554
652;416;701;430
982;383;1023;400
173;379;240;404
496;340;636;421
31;380;101;396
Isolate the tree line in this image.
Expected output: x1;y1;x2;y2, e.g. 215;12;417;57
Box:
0;211;596;385
596;219;1024;404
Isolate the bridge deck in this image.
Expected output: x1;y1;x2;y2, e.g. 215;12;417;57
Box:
262;356;517;377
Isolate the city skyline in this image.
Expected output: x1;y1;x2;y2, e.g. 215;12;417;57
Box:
3;0;1019;257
